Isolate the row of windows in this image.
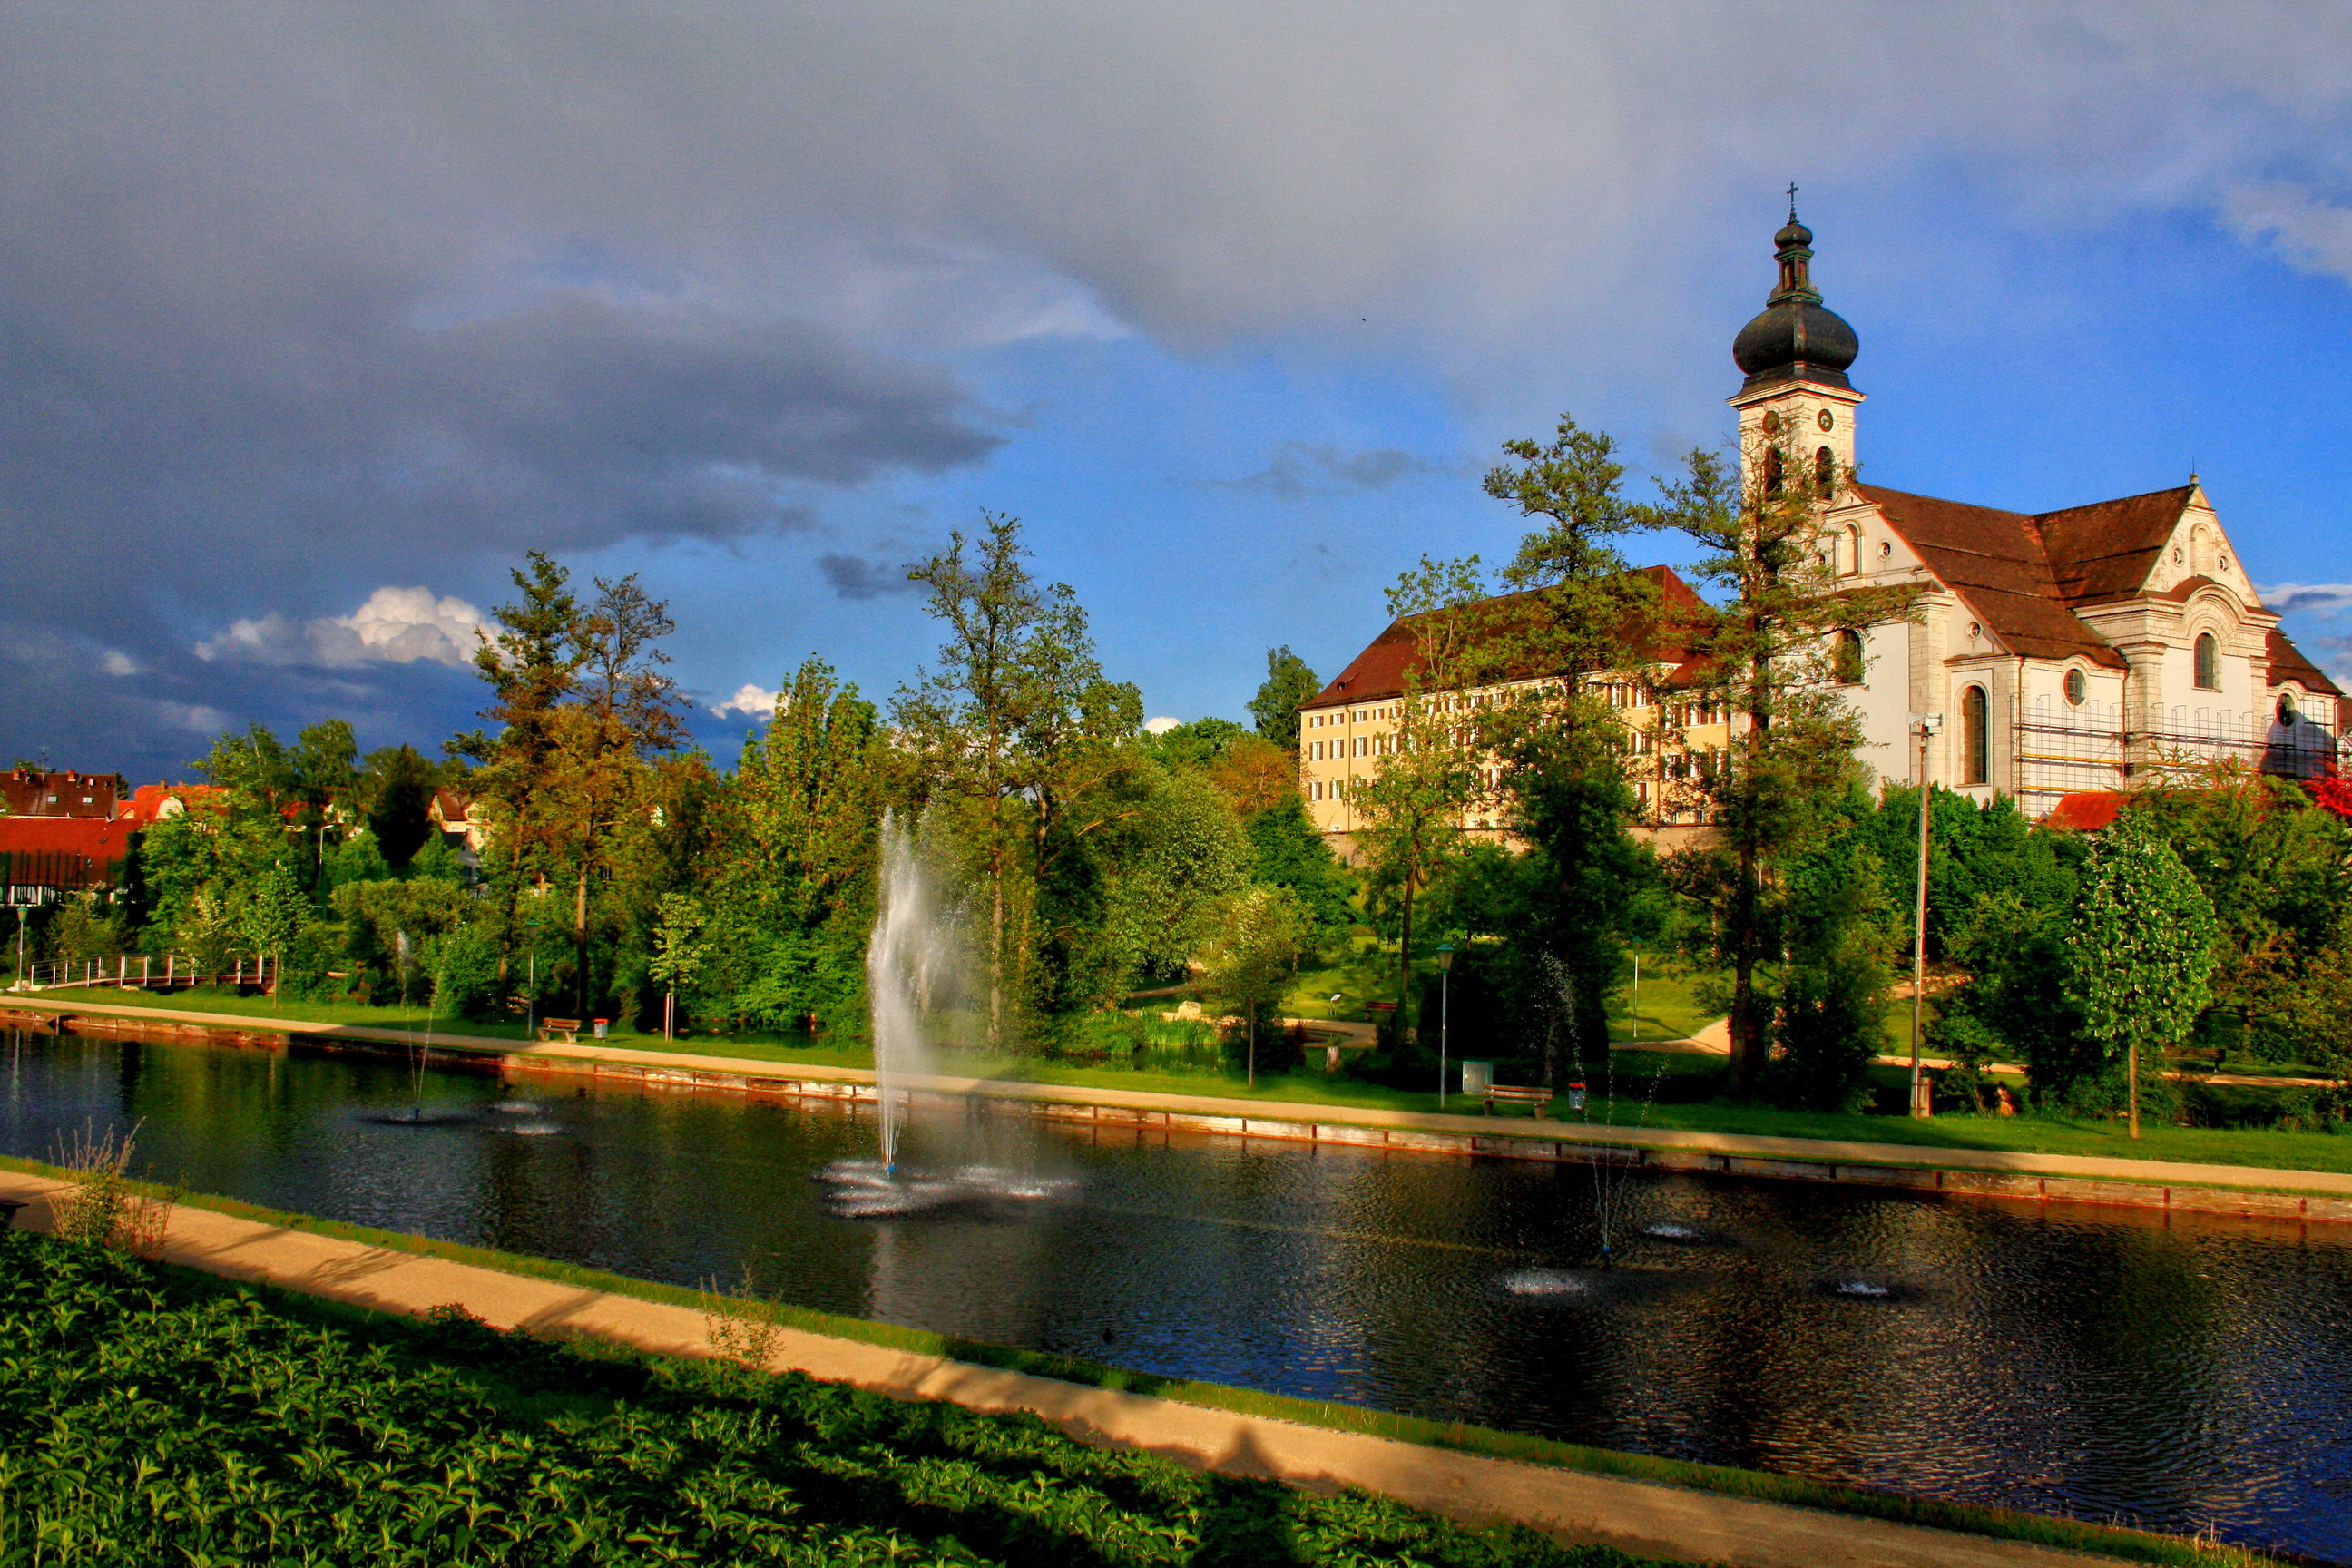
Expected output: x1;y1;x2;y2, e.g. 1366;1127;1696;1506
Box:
1763;445;1838;501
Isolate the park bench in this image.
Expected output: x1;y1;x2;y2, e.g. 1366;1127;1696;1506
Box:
1482;1084;1553;1119
537;1017;582;1044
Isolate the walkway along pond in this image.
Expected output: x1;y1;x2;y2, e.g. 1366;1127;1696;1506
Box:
7;1019;2352;1563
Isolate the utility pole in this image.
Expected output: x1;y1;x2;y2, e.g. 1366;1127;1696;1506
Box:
1908;712;1943;1120
1435;942;1455;1110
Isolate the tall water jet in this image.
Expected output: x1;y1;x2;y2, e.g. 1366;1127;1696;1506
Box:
866;810;956;1171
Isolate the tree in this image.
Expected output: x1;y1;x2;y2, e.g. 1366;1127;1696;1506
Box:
2064;809;2220;1137
240;863;309;994
462;552;585;989
359;744;437;869
1248;647;1320;750
897;513;1138;1043
1353;557;1489;1036
648;892;707;1043
1200;883;1315;1085
1656;436;1919;1093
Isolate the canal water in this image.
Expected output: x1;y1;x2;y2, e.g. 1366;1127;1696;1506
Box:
6;1025;2350;1562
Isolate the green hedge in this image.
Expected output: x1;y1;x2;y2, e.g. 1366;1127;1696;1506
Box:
0;1230;1664;1567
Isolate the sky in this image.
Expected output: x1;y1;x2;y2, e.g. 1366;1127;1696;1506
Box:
5;2;2352;782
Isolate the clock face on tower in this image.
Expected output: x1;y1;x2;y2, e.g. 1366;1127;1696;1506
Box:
1760;411;1781;435
1818;408;1835;431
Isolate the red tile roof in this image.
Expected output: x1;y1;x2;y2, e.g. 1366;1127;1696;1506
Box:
1304;566;1705;709
2266;627;2345;698
0;769;127;819
2044;792;2125;832
2031;486;2196;606
1854;485;2128;669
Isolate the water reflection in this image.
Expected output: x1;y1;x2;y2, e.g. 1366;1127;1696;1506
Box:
4;1025;2350;1561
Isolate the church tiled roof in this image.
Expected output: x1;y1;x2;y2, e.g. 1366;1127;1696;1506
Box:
2030;486;2196;606
2265;627;2344;697
1851;485;2127;669
1304;565;1704;708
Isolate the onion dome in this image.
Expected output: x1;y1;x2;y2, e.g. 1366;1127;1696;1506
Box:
1732;206;1858;391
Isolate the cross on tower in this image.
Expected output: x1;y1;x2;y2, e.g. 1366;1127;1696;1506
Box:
1787;182;1798;220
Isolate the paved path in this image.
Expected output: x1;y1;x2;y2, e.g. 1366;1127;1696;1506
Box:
22;995;2352;1196
0;1169;2136;1568
1646;1017;2328;1090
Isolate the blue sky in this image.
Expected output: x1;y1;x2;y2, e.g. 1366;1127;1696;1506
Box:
5;5;2351;779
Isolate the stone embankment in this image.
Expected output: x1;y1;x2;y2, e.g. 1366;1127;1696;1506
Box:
10;996;2352;1228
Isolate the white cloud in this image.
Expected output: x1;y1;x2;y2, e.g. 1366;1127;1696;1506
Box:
709;683;779;720
99;649;139;676
1142;716;1182;735
151;701;230;734
197;587;485;669
2221;183;2352;286
2259;582;2352;616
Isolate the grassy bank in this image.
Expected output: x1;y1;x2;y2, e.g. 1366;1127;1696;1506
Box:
0;1159;2286;1567
0;1227;1656;1568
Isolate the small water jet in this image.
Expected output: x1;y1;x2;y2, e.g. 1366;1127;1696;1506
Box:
811;1159;1074;1220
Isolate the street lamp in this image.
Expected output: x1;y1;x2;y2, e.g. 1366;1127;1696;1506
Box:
1435;942;1455;1110
524;918;540;1042
1908;712;1944;1120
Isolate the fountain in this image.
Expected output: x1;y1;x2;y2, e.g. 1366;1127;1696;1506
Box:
814;810;1073;1219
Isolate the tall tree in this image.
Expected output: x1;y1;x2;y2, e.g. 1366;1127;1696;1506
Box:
1475;413;1666;1077
897;513;1132;1044
1352;557;1489;1035
461;551;584;988
1248;646;1320;750
1656;437;1919;1093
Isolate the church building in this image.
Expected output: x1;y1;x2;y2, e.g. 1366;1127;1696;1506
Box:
1298;212;2339;852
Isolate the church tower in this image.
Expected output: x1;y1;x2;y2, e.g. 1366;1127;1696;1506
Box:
1728;199;1862;503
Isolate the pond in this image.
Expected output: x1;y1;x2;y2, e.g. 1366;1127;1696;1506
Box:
5;1024;2350;1562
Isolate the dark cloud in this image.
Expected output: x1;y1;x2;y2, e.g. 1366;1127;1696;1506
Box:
1208;442;1465;501
818;554;920;601
2261;583;2352;616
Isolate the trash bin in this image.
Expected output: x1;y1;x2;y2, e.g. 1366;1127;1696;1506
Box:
1567;1080;1588;1112
593;1018;609;1040
1459;1060;1494;1098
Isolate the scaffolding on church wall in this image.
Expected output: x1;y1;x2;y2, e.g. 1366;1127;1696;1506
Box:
2012;697;2338;808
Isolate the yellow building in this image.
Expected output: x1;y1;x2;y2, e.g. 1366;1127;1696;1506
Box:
1297;566;1736;860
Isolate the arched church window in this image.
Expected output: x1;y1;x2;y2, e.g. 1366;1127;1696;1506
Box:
2279;691;2300;725
1962;685;1989;786
2063;669;2085;706
1843;525;1861;576
1815;446;1836;498
2194;632;2220;691
1764;445;1785;497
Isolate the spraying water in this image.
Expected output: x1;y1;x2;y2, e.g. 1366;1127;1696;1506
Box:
866;810;954;1171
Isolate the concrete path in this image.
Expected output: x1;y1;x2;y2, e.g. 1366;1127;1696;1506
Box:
23;995;2352;1197
0;1168;2137;1568
1643;1017;2328;1090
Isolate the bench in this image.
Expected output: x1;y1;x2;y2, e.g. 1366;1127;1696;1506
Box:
536;1017;582;1044
1483;1084;1554;1119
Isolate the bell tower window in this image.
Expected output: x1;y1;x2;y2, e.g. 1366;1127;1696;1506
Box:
1764;444;1785;497
1814;446;1836;498
2193;632;2220;691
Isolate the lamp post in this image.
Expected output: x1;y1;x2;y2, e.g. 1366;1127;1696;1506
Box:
524;918;540;1042
1908;712;1943;1120
1435;942;1455;1110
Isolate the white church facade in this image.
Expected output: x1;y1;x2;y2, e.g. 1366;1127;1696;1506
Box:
1731;212;2338;810
1297;212;2338;849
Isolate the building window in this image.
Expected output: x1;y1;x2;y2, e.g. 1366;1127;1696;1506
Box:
2279;691;2300;725
1962;685;1989;785
1815;446;1836;498
2194;632;2220;691
2063;668;2085;706
1764;444;1786;497
1832;629;1864;684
